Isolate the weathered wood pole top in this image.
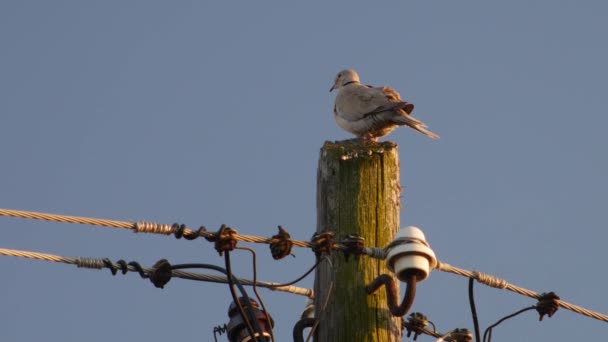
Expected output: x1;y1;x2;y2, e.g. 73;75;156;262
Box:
314;139;402;342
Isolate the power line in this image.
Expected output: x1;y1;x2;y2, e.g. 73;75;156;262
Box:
0;208;314;247
2;207;608;324
482;306;536;342
0;247;313;297
235;247;276;342
436;261;608;323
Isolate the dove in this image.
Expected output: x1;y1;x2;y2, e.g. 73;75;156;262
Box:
330;69;439;141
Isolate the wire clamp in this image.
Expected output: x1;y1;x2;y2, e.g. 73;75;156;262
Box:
449;328;473;342
341;234;365;261
310;231;335;257
205;224;238;255
404;312;429;340
269;225;294;260
149;259;172;289
536;291;560;321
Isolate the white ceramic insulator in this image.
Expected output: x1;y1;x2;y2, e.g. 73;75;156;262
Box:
386;226;437;282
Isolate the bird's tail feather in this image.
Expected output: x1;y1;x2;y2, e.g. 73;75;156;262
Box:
393;114;440;140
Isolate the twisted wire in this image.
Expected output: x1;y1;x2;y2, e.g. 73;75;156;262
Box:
436;261;608;323
0;208;317;248
363;247;386;259
0;247;77;264
0;247;313;297
3;208;606;323
0;208;133;229
134;222;174;235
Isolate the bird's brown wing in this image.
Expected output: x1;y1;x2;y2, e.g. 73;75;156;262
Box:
361;86;414;117
337;84;411;121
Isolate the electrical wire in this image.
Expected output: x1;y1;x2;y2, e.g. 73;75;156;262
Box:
365;273;417;317
482;306;536;342
293;318;315;342
236;246;275;342
436;261;608;323
171;262;263;341
306;281;333;342
435;331;452;342
0;247;313;297
267;256;327;288
3;207;608;324
428;320;437;333
403;320;443;339
0;208;315;247
223;251;261;341
213;324;228;342
468;278;481;342
0;208;134;229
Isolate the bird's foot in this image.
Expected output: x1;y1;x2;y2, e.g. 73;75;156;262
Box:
358;135;379;144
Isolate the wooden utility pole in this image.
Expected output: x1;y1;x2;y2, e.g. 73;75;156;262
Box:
314;140;402;341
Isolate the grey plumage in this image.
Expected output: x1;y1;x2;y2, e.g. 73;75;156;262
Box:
330;69;439;141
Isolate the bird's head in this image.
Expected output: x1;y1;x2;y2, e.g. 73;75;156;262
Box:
330;69;360;92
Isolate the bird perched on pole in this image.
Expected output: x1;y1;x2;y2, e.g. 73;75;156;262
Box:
330;69;439;141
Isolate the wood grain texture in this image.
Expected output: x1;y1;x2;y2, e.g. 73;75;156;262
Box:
314;140;402;342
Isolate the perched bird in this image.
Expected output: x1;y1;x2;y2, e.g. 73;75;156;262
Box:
330;69;439;141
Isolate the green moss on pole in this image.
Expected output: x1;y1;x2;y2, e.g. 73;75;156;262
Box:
314;140;402;342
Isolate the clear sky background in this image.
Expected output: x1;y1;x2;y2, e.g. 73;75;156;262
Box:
1;1;606;341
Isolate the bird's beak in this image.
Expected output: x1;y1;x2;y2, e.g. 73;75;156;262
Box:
329;85;335;92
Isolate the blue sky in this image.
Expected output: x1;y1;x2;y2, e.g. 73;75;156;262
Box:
1;1;607;341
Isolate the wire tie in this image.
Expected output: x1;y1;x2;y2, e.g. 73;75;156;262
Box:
75;257;105;269
364;247;387;260
172;223;209;240
269;225;294;260
148;259;172;289
310;231;335;257
472;270;508;289
341;234;365;261
134;221;173;235
209;224;238;256
536;291;560;321
102;258;120;275
385;237;430;253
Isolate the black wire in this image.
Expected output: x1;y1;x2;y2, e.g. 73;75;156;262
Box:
213;325;227;342
401;274;417;317
468;278;481;342
236;246;275;342
428;320;437;333
482;306;536;342
267;257;323;288
307;281;334;342
365;273;417;316
169;262;262;341
293;318;315;342
225;251;263;342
